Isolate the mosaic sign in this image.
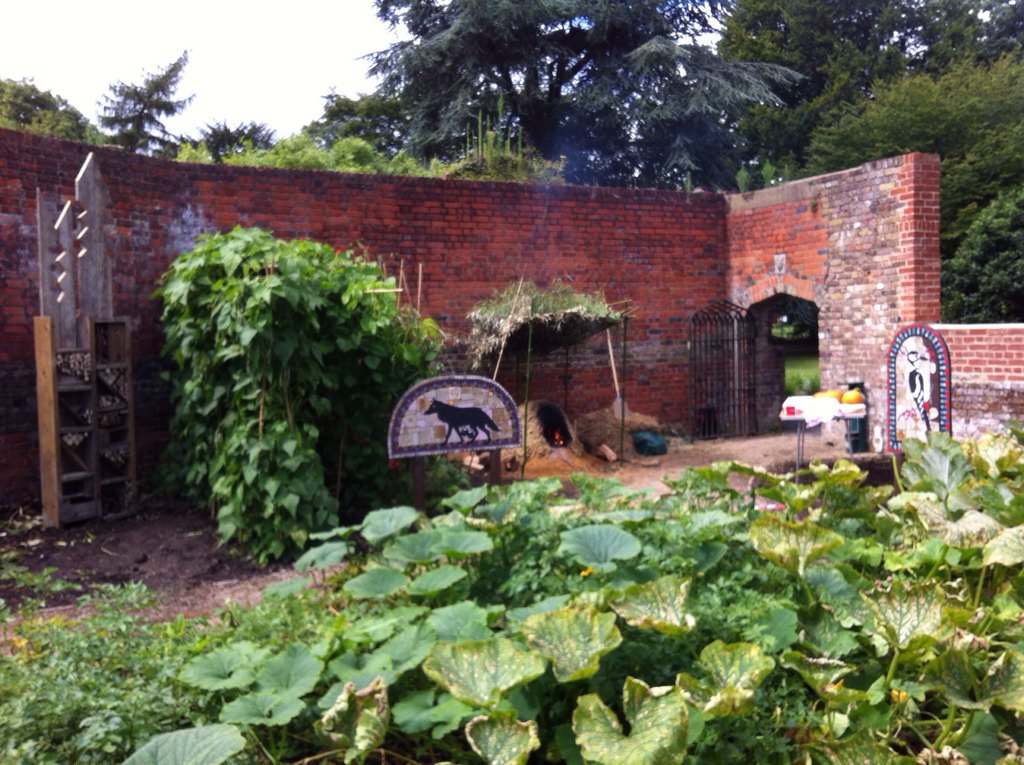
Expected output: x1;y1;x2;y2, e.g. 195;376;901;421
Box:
388;375;521;458
886;325;952;452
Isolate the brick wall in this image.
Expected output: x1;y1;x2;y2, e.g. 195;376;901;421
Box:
726;154;943;437
0;130;978;506
932;324;1024;439
0;128;728;503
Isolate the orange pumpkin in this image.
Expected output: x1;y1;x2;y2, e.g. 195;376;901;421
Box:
842;388;864;404
813;389;844;400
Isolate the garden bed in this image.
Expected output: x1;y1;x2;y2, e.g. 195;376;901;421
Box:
1;432;885;622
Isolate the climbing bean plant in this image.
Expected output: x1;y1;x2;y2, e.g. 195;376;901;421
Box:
157;227;440;561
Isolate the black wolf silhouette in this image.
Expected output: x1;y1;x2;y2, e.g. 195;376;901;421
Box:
425;399;500;445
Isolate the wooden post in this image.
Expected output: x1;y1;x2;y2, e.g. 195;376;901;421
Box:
34;317;61;527
412;457;426;512
489;448;501;485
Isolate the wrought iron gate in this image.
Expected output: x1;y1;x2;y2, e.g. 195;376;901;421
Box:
689;301;757;438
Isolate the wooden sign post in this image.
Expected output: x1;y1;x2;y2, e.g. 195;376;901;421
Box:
388;375;522;510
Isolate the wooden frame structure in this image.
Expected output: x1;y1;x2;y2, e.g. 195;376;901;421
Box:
34;154;136;527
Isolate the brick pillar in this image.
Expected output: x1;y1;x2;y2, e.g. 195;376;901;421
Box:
896;153;942;323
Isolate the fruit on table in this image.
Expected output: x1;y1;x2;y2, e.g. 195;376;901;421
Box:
813;389;844;400
841;388;864;404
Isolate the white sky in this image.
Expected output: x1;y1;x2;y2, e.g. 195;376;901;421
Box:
0;0;403;139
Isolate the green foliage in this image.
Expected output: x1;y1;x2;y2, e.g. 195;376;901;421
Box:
945;184;1024;322
718;0;985;171
122;724;245;765
182;120;276;163
11;427;1024;764
156;227;440;561
370;0;795;188
803;55;1024;277
216;132;428;175
99;51;192;155
0;78;104;143
305;91;411;157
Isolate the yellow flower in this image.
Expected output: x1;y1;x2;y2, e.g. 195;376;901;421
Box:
580;567;596;577
890;688;909;704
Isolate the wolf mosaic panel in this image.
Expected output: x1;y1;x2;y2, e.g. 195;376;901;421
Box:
886;325;952;451
388;375;521;458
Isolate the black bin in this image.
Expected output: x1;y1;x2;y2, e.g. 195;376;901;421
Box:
840;380;868;453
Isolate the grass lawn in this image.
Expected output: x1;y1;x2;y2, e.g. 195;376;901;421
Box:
784;353;819;395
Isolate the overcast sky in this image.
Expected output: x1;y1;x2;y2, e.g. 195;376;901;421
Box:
1;1;402;140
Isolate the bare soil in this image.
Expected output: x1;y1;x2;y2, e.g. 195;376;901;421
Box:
1;431;894;624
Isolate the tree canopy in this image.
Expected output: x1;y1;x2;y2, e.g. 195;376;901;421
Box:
717;0;986;173
803;55;1024;258
304;92;411;157
369;0;795;188
99;51;192;155
944;184;1024;322
0;78;102;143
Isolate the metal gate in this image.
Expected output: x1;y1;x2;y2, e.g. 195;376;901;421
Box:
689;301;757;438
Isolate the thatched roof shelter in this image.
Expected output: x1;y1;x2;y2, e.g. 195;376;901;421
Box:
465;280;627;371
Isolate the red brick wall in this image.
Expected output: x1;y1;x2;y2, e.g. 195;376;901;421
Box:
933;324;1024;439
0;128;728;503
2;130;977;506
726;154;944;440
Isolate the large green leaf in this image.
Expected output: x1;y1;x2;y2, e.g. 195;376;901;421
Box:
343;605;429;645
969;432;1024;479
572;677;688;765
373;622;437;679
123;724;245;765
422;638;546;709
692;640;776;716
295;540;351;571
255;643;324;698
985;649;1024;713
220;692;305;727
343;568;408;599
863;581;945;649
749;514;844;577
465;711;541;765
929;649;989;711
383;530;446;564
520;606;622;682
392;689;475;738
360;506;420;545
408;565;468;596
610;575;695;636
429;601;494;641
435;529;494;558
902;433;973;501
178;641;268;691
983;525;1024;567
559;525;641;572
321;677;389;763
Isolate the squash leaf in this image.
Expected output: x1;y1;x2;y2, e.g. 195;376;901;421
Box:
422;638;545;709
572;677;688;765
123;724;245;765
610;575;695;636
320;677;389;763
465;711;541;765
749;514;844;577
360;506;420;545
559;525;641;572
521;606;622;682
343;568;408;599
